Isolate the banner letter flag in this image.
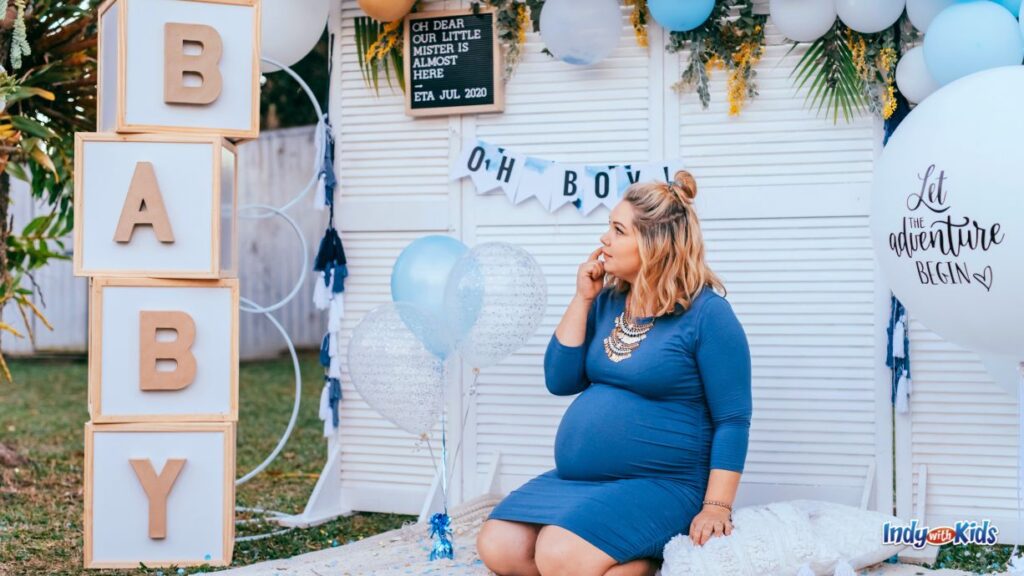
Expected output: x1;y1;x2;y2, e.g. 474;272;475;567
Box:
514;156;555;208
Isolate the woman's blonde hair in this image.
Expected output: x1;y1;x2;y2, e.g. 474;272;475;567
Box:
608;169;725;317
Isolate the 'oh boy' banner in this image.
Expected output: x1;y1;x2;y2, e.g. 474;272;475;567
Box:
450;138;685;215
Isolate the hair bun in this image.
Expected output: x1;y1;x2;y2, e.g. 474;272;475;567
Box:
668;169;697;205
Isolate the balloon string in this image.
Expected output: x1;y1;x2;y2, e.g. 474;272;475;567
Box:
445;368;480;489
425;367;481;504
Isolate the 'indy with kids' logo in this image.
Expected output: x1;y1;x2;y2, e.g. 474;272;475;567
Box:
883;520;999;549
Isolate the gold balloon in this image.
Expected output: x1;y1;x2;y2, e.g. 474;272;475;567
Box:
357;0;417;22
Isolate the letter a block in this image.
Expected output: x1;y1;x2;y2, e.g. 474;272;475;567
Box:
89;278;239;423
84;422;235;569
73;133;237;279
97;0;260;140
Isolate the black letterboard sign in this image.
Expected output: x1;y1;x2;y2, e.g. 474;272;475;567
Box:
403;8;505;117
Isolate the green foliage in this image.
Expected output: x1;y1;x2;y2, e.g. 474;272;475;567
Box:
790;21;869;124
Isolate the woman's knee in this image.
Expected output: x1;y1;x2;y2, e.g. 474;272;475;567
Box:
477;519;541;576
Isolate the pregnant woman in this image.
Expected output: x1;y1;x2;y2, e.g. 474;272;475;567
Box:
477;170;753;576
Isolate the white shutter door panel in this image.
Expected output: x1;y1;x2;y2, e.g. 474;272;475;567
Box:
336;0;455;233
899;321;1022;541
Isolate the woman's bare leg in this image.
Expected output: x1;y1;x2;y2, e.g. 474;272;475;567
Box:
602;558;661;576
477;519;543;576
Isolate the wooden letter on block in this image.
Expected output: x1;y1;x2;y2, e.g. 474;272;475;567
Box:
74;133;238;279
89;278;239;423
139;311;197;392
113;161;175;244
84;422;235;568
97;0;260;140
129;458;186;539
163;23;223;106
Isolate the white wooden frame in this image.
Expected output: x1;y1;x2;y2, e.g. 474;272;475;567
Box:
72;132;239;279
83;421;236;569
87;277;240;423
96;0;261;141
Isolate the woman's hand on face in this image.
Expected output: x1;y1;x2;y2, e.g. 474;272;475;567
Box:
576;247;605;302
689;506;733;547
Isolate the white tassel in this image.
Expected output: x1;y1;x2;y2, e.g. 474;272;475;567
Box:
832;559;856;576
328;353;342;379
328;296;344;333
1007;550;1024;575
313;174;327;211
892;319;905;358
318;383;330;422
796;564;815;576
313;272;331;310
327;330;339;357
895;373;910;414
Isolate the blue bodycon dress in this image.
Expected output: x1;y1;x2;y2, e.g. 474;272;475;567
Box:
486;284;753;563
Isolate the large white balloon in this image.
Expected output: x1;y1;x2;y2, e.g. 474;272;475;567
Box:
539;0;622;67
769;0;836;42
836;0;906;33
260;0;330;73
895;46;941;104
906;0;956;32
871;66;1024;357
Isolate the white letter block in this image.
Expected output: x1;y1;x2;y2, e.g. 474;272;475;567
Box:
97;0;260;140
74;133;237;279
84;422;235;569
88;278;239;423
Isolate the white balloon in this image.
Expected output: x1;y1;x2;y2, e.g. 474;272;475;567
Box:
444;242;548;368
871;66;1024;357
260;0;331;73
347;303;447;436
836;0;906;33
895;46;941;104
769;0;836;42
539;0;622;67
906;0;956;32
980;354;1022;398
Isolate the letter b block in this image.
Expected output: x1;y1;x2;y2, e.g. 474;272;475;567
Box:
89;278;238;423
97;0;260;140
74;133;237;279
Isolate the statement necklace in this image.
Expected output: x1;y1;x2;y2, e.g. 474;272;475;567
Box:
603;299;655;363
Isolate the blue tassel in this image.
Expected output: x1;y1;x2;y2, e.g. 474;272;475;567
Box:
428;512;454;560
319;332;331;368
328;377;342;428
332;263;348;293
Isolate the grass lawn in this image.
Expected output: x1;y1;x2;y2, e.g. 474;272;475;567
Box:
0;354;416;575
0;356;1017;575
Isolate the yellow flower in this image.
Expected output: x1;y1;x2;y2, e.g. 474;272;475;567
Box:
517;3;529;46
882;84;897;119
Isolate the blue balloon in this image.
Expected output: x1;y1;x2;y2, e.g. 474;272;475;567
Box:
648;0;715;32
924;1;1023;86
391;235;469;358
993;0;1021;16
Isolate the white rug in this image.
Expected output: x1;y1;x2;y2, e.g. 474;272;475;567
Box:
219;494;982;576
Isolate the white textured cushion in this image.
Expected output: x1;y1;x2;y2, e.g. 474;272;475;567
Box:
661;500;907;576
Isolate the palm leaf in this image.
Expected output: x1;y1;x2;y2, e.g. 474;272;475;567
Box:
789;21;869;124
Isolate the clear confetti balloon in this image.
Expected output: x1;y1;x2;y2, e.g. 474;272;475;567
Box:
444;242;548;368
347;302;448;436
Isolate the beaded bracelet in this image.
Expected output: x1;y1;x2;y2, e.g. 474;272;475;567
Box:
702;499;732;512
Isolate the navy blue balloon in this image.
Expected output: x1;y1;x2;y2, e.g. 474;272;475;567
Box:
391;235;469;358
648;0;715;32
